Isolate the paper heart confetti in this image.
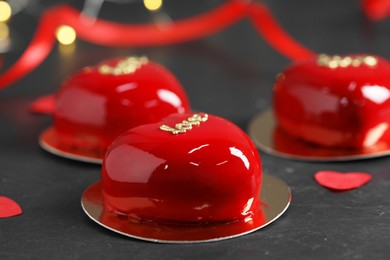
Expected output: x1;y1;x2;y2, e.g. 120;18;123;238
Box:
0;196;22;218
29;95;55;115
314;171;372;191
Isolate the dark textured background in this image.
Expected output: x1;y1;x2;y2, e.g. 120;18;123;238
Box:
1;0;390;259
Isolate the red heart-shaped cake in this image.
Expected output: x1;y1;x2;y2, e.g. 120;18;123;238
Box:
51;56;190;157
274;54;390;149
101;113;262;224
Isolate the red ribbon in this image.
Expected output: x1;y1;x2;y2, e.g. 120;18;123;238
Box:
248;2;315;61
0;1;314;90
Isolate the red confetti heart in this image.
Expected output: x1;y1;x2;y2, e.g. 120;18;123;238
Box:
29;95;55;115
314;171;372;191
0;196;22;218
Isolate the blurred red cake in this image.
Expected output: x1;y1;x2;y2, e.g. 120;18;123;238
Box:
101;113;262;224
41;56;190;160
274;54;390;149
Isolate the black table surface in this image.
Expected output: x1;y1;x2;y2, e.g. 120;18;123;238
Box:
1;0;390;259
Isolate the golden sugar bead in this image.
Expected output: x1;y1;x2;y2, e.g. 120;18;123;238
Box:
364;56;378;66
351;58;362;67
317;54;330;66
339;57;352;68
99;65;111;74
328;60;339;69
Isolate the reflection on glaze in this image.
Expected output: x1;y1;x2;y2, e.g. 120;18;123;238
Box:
363;123;389;147
53;57;191;154
274;54;390;148
189;162;200;167
101;113;262;224
188;144;209;154
56;87;106;126
361;85;390;104
229;147;250;170
288;85;340;115
115;82;137;93
157;89;183;108
105;145;166;183
241;198;254;215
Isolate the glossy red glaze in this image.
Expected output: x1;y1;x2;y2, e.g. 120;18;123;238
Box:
53;57;190;154
101;113;262;224
362;0;390;21
274;54;390;149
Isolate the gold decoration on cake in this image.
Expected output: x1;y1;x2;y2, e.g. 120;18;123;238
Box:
98;56;149;75
317;54;378;69
160;114;209;134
